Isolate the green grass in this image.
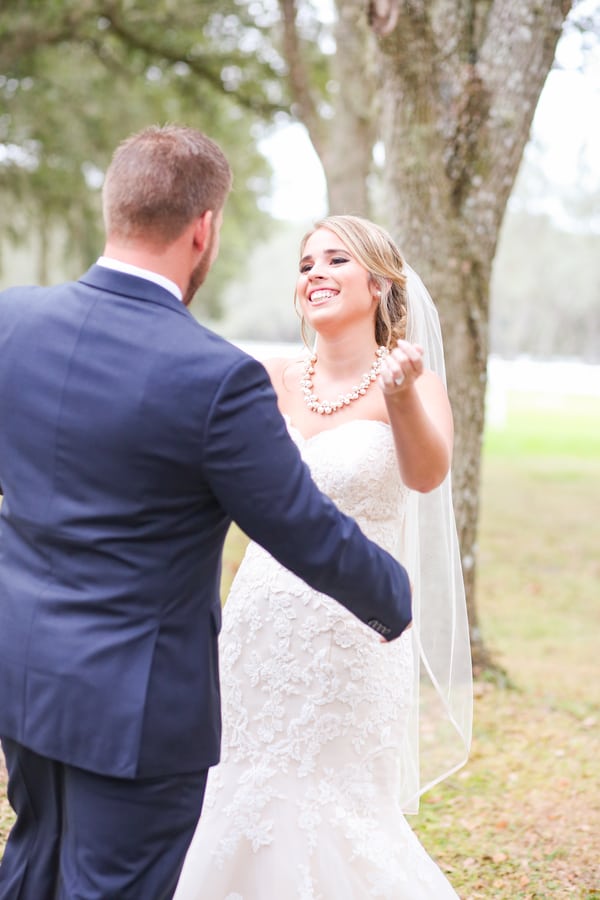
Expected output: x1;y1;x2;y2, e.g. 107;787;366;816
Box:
2;388;599;897
484;391;600;458
418;390;600;897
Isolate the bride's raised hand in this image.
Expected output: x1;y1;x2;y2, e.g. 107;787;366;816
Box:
378;340;424;395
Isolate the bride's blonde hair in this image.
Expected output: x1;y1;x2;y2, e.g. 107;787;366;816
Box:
298;215;408;350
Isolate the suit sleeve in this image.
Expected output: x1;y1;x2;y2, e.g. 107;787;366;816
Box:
202;355;411;641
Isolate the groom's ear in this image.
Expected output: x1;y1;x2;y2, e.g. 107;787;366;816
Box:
192;210;214;254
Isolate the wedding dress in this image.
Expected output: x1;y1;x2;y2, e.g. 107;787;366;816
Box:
174;416;461;900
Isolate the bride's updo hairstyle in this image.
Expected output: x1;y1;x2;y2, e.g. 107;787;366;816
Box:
299;215;408;350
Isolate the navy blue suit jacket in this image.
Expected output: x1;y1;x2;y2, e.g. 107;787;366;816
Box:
0;266;411;779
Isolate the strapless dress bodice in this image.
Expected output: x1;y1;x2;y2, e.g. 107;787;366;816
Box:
284;416;408;557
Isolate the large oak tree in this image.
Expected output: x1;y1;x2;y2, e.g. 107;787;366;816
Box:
278;0;577;669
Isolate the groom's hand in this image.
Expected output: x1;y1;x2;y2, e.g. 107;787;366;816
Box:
379;580;413;642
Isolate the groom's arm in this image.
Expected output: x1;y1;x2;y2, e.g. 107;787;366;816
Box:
202;355;412;641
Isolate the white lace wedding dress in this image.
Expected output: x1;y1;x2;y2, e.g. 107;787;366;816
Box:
174;418;459;900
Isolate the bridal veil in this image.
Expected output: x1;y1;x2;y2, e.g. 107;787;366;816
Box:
398;264;473;812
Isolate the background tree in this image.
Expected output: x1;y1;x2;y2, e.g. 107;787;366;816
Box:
0;0;281;315
372;1;576;669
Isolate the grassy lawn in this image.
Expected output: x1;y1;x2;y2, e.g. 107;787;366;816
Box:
412;391;600;899
1;388;599;897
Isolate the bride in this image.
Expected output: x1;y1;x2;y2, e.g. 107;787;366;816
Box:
174;215;472;899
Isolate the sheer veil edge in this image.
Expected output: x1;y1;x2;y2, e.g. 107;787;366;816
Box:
399;264;473;813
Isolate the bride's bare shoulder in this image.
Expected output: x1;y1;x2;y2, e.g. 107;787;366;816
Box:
263;355;305;393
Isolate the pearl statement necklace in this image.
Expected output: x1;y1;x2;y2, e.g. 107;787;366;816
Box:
301;346;388;415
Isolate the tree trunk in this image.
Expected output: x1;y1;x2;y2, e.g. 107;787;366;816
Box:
323;0;379;214
375;0;571;672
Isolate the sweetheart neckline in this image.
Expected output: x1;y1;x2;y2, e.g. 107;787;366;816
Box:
282;415;392;443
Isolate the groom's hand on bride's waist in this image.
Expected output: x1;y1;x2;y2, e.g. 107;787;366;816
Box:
376;618;413;643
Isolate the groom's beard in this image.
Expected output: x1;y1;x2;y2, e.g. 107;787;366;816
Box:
183;227;216;307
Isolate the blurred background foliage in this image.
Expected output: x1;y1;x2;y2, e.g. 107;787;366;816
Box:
0;0;291;316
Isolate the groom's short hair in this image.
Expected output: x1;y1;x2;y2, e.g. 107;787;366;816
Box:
102;124;232;245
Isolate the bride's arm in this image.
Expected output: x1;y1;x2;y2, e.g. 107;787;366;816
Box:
379;340;453;493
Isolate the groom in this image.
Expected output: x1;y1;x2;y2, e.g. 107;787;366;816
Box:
0;124;412;900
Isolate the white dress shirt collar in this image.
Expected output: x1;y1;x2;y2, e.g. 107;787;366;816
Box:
96;256;183;302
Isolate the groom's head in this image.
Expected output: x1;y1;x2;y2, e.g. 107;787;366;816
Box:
101;125;232;304
102;125;232;246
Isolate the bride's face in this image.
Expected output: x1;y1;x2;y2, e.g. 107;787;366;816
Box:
297;228;378;334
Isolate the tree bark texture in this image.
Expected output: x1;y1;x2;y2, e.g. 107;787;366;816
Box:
375;0;571;670
324;0;379;214
279;0;379;216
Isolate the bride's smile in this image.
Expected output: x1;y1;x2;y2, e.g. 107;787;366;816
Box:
308;288;339;305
